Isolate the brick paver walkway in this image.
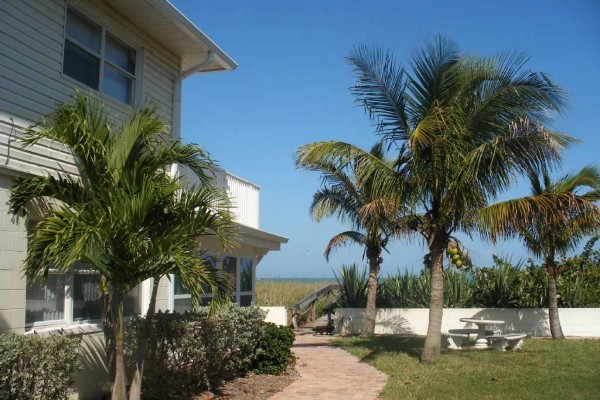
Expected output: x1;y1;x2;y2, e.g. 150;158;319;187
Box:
270;329;388;400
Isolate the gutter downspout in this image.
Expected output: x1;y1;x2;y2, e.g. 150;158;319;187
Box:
179;51;216;79
170;50;217;190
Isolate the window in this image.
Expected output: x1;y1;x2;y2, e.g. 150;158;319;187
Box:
173;255;217;312
26;273;66;324
223;257;237;292
26;221;140;328
25;266;140;328
239;257;253;306
171;255;255;312
63;8;136;104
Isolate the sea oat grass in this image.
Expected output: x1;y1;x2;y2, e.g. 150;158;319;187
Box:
256;279;335;307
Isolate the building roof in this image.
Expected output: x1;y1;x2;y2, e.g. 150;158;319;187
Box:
102;0;237;74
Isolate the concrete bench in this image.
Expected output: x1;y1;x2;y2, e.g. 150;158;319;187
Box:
486;333;527;351
446;328;498;350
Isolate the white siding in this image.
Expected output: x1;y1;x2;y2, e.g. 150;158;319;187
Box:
0;0;179;135
0;116;79;178
224;171;260;229
0;0;182;333
178;165;261;229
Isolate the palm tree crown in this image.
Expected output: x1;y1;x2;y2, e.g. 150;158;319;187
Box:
9;93;236;400
325;36;572;362
478;166;600;338
296;141;406;336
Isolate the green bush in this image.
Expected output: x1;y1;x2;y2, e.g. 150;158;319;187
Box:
252;322;295;375
125;305;265;400
335;264;368;307
0;334;81;400
377;269;432;308
470;257;524;308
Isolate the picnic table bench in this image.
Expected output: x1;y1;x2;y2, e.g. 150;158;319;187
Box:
486;333;527;351
446;328;498;350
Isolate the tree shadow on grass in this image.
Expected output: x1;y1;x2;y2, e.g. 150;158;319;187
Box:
336;335;425;362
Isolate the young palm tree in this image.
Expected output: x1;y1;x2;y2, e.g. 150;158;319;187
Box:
327;36;571;363
478;166;600;338
9;93;236;400
296;142;405;337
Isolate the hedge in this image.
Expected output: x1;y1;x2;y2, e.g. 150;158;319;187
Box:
0;334;81;400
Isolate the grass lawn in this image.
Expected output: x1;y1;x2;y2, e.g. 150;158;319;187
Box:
334;336;600;399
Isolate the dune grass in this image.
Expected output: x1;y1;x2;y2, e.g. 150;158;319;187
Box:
335;336;600;399
255;279;335;307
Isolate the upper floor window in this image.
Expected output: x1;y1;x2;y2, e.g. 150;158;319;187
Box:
63;8;136;105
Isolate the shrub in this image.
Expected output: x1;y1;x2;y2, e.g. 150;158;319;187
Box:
252;323;295;375
342;252;600;308
470;257;523;308
335;264;368;307
377;269;430;308
0;334;81;400
125;305;265;399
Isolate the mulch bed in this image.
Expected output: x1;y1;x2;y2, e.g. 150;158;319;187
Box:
194;366;300;400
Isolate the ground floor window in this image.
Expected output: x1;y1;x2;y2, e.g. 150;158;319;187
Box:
25;220;140;329
25;265;140;329
172;254;255;312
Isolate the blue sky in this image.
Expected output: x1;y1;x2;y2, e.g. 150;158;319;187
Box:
171;0;600;278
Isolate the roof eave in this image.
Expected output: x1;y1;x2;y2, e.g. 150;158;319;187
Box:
152;0;237;73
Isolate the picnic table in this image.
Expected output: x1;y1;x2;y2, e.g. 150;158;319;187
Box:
460;317;505;349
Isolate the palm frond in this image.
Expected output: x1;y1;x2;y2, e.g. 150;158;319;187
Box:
324;231;365;261
9;174;88;215
347;45;411;141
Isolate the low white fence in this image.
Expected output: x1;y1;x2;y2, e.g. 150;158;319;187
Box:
334;308;600;337
261;306;288;326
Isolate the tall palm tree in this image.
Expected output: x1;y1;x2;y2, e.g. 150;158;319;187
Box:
9;93;236;400
337;36;572;363
478;166;600;338
296;142;405;337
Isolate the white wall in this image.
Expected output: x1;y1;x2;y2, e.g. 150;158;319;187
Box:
261;306;288;326
0;174;27;333
335;308;600;338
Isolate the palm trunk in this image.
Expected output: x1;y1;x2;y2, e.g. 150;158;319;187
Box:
361;256;379;337
103;288;116;385
546;257;565;339
129;279;160;400
421;234;446;364
111;290;128;400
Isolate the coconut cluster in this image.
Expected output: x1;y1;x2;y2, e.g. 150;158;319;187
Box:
446;245;464;268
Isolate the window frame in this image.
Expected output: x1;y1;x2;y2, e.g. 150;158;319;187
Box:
170;254;256;311
25;221;141;330
62;6;138;106
26;269;141;331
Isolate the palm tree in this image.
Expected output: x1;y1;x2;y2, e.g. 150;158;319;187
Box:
9;93;236;400
296;142;404;337
478;166;600;338
338;36;572;363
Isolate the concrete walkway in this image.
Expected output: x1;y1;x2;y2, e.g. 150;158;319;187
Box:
270;329;388;400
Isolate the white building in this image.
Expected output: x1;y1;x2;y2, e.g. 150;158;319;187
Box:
0;2;286;395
